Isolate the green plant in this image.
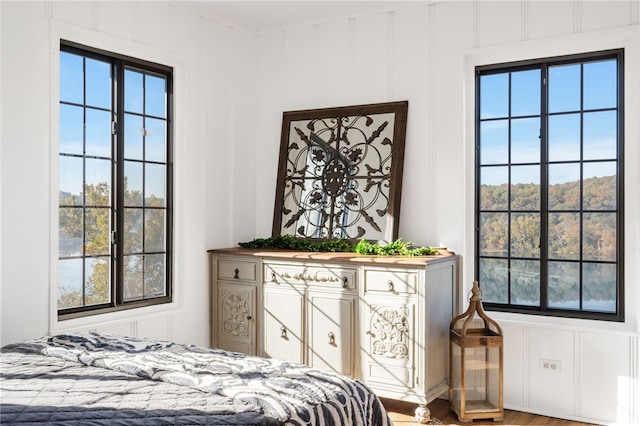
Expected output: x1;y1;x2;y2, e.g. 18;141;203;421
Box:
238;236;438;256
354;238;438;256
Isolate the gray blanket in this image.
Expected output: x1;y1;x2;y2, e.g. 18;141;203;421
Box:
1;332;392;425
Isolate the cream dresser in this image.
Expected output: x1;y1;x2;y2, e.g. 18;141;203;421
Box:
208;247;459;423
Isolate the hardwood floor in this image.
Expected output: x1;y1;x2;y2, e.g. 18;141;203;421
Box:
382;398;599;426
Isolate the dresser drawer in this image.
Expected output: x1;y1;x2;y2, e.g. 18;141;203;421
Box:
264;262;356;290
217;258;257;282
364;269;417;294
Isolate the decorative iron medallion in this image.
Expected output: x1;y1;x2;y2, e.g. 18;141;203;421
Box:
273;102;408;242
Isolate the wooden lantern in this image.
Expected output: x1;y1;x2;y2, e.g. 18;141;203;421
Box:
449;280;503;422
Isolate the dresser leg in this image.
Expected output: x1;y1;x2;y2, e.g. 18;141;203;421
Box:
414;405;431;424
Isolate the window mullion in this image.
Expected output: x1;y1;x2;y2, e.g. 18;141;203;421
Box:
114;59;125;306
540;65;549;312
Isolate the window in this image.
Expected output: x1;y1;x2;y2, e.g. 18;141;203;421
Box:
476;50;623;321
58;42;172;318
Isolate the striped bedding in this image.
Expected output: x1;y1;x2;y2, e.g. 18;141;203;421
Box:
1;332;392;425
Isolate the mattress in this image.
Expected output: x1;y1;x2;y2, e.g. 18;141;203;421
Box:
0;332;392;425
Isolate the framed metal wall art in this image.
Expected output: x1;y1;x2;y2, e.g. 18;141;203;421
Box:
272;101;408;243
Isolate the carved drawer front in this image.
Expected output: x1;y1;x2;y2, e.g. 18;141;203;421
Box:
218;258;257;282
362;302;415;388
364;269;417;294
216;282;256;355
265;263;356;290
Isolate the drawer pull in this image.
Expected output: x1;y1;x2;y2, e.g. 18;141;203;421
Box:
234;268;239;279
328;332;336;346
280;326;287;339
342;276;348;288
246;315;252;320
387;280;395;291
271;272;277;283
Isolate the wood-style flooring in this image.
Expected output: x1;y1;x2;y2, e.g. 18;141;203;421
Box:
382;398;600;426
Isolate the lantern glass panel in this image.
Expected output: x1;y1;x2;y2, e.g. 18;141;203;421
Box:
464;346;501;414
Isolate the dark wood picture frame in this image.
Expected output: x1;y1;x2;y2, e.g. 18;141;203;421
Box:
272;101;408;243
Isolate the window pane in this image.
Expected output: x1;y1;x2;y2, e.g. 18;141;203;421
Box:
85;208;110;256
511;117;540;164
511;165;539;210
84;257;110;305
583;162;616;210
124;113;144;160
85;158;111;206
145;210;165;252
480;120;508;164
510;213;539;258
58;258;83;309
549;64;580;113
144;254;166;298
145;164;165;206
59;207;83;256
548;113;580;162
59;156;83;206
584;111;617;160
583;212;616;262
59;104;83;155
480;166;508;210
548;163;580;209
125;69;143;114
144;118;166;163
85;58;111;109
480;213;508;257
124;208;143;254
511;69;540;116
60;51;83;104
124;255;144;301
124;161;143;206
582;262;616;312
85;108;112;157
548;213;580;260
548;261;580;309
584;59;616;110
145;75;166;118
510;259;540;306
479;258;508;303
480;73;508;119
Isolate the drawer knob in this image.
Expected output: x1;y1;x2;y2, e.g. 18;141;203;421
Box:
387;280;395;291
328;332;336;346
342;277;348;288
280;326;287;339
246;315;252;320
271;272;277;282
234;268;240;279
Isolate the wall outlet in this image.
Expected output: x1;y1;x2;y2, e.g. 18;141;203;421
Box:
540;358;561;372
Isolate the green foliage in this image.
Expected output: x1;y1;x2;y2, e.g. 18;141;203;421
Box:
354;238;438;256
238;235;439;256
479;175;618;308
239;235;354;252
58;178;166;309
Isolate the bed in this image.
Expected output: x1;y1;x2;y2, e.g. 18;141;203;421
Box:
0;332;392;425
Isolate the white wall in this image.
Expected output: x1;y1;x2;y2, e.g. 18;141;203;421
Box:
251;1;639;424
1;1;639;424
0;1;257;347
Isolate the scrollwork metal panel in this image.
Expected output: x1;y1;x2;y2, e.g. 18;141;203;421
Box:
273;101;408;242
